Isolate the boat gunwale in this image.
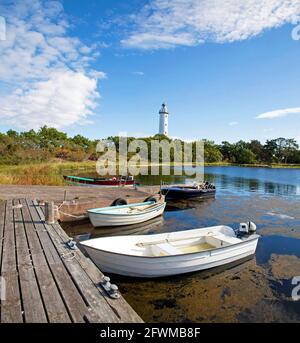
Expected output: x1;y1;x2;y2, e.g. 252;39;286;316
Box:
80;233;260;259
88;201;165;216
64;175;135;183
162;187;216;192
65;175;95;181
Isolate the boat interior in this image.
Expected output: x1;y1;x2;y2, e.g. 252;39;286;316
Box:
138;234;241;257
90;201;163;215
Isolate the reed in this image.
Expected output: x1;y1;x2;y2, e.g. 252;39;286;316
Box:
0;161;97;185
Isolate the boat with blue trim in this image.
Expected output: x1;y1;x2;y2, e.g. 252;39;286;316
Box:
88;198;166;227
63;175;135;187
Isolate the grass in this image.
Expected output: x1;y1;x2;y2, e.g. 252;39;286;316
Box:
0;160;299;186
0;161;96;185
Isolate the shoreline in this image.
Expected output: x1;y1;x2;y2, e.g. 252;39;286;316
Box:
1;161;300;171
140;162;300;169
0;160;299;187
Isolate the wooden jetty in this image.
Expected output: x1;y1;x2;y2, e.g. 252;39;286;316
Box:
0;198;143;323
0;185;160;222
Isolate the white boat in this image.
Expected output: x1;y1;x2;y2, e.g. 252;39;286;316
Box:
87;200;166;227
80;224;260;278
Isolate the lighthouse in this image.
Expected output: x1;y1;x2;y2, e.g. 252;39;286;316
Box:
159;102;169;136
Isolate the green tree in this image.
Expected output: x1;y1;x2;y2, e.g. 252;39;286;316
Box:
220;141;234;162
231;141;256;164
6;129;19;138
248;140;264;162
38;126;68;149
71;134;92;150
204;140;223;163
264;138;299;163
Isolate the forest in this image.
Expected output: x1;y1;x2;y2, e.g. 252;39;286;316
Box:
0;126;299;166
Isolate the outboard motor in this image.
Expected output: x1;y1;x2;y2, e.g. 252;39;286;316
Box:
238;221;257;237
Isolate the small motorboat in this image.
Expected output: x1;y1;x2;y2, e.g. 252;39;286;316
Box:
161;182;216;201
80;222;259;278
63;175;135;187
88;199;166;227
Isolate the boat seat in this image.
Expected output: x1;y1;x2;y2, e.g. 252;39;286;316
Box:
213;234;240;244
206;233;240;247
153;243;180;256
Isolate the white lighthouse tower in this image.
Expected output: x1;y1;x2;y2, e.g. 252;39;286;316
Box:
159;102;169;136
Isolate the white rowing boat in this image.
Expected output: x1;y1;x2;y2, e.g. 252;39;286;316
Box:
80;224;260;277
87;200;166;227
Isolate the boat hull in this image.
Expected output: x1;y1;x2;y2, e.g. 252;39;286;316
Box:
82;235;259;278
63;175;135;187
162;187;216;200
88;202;166;227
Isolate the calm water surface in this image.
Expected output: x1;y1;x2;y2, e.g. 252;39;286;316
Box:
63;166;300;322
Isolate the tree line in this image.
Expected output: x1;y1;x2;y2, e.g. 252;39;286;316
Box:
204;138;300;164
0;126;299;165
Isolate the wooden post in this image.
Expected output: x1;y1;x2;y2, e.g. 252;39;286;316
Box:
45;201;55;224
64;190;67;202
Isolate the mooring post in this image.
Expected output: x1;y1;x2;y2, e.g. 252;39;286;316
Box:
45;201;55;224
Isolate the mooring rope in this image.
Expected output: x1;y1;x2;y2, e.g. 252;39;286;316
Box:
58;210;86;220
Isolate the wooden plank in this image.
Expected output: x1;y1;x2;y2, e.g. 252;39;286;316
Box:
0;201;5;321
50;221;143;322
0;184;157;223
0;201;5;268
0;184;151;203
37;200;143;323
34;204;121;323
13;199;47;323
26;199;94;323
19;199;71;323
76;253;143;323
1;200;23;323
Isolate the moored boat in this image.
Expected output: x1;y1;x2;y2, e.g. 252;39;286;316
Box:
80;222;259;278
88;199;166;227
63;175;135;187
161;182;216;200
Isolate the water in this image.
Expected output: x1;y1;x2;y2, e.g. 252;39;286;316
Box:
63;166;300;322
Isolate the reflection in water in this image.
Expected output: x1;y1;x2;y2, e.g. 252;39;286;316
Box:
62;166;300;322
256;235;300;264
135;166;300;197
64;216;165;240
165;197;216;212
213;174;300;196
75;166;300;196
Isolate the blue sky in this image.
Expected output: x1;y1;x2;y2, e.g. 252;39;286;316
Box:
1;0;300;143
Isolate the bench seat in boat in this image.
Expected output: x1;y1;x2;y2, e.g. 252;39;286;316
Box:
152;243;180;256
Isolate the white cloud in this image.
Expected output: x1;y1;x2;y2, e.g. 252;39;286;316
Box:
122;0;300;49
0;16;6;41
0;0;104;129
132;71;145;76
256;107;300;119
229;121;238;126
0;71;99;129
